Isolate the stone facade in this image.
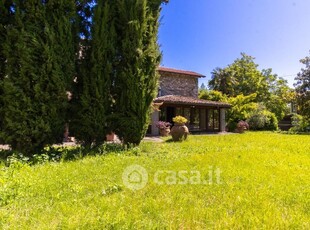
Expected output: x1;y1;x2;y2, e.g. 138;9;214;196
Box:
150;67;230;136
159;71;198;97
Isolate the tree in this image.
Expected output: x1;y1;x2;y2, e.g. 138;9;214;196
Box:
226;93;258;122
262;68;292;120
0;1;76;155
199;83;206;90
199;89;228;102
0;1;15;143
209;53;269;100
294;53;310;118
110;0;163;146
70;0;114;147
209;67;237;96
209;53;293;121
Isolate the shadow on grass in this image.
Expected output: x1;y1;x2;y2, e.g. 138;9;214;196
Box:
278;131;310;136
0;142;126;166
165;138;175;143
164;138;189;143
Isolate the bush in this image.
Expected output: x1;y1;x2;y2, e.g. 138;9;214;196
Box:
156;121;171;129
227;121;238;132
172;116;188;124
247;110;278;131
236;120;249;133
289;114;310;133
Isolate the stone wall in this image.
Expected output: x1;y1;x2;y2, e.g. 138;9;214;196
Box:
159;72;198;97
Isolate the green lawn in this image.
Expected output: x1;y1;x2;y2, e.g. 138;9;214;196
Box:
0;132;309;229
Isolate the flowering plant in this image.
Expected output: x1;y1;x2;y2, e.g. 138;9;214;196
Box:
236;120;249;133
156;121;171;129
172;115;188;124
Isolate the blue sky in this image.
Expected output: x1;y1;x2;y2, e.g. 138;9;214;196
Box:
158;0;310;87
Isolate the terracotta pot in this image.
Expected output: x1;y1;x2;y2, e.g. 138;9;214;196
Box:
159;127;170;136
106;132;115;141
170;123;189;141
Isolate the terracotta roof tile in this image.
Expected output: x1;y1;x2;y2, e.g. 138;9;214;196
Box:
154;95;231;108
158;67;205;78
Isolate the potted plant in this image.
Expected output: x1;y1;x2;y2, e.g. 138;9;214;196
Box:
106;131;116;141
170;115;189;141
156;121;171;136
235;120;249;133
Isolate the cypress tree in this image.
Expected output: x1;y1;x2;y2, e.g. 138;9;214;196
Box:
70;0;114;147
0;1;14;143
1;1;76;155
110;0;163;146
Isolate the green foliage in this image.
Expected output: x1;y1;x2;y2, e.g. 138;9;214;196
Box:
0;1;76;155
172;115;188;124
0;158;29;207
226;93;258;123
110;0;162;146
264;94;287;121
209;67;236;96
208;53;294;121
199;92;259;132
70;0;114;148
199;89;228;102
0;0;165;153
209;53;269;100
0;1;15;144
294;52;310;118
263;69;294;120
0;133;309;228
247;109;278;131
289;113;310;133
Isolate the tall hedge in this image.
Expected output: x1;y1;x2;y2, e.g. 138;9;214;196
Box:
110;0;163;146
0;1;14;144
0;1;76;155
70;0;114;147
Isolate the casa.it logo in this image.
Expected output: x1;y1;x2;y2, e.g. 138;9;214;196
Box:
122;164;148;191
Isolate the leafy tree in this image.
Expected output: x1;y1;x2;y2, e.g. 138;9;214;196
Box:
289;113;310;133
262;69;293;120
110;0;163;146
0;1;75;155
209;53;293;121
226;93;258;123
199;89;228;102
209;67;237;96
209;53;274;101
294;53;310;118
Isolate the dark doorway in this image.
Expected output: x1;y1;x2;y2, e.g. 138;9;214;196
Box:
166;106;176;123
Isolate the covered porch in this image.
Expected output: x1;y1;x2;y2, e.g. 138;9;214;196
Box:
150;95;231;136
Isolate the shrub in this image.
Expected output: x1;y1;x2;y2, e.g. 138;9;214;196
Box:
247;110;278;131
289;114;310;133
235;120;249;133
156;121;171;129
227;121;238;132
172;116;188;124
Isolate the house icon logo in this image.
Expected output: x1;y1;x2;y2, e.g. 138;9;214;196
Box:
122;164;148;190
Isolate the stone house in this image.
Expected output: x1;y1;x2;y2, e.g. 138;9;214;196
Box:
150;67;231;136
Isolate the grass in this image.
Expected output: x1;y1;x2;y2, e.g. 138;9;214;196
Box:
0;132;309;229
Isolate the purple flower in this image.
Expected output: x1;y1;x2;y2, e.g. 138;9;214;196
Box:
237;120;249;130
156;121;171;129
